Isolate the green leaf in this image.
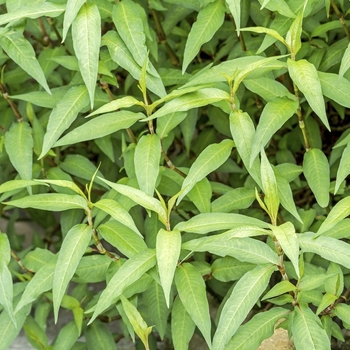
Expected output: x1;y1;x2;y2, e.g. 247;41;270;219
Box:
0;233;10;265
287;59;330;130
0;29;50;93
262;280;296;300
0;261;15;326
298;273;336;292
225;307;290;350
271;222;299;277
62;0;85;42
240;26;287;47
5;121;33;181
156;229;181;307
3;193;88;211
175;263;212;348
182;0;225;73
72;3;101;108
134;134;161;197
212;264;274;350
98;220;147;258
298;232;350;269
53;224;92;322
303;148;330;208
335;142;350;193
53;320;80;350
94;199;141;236
39;85;89;159
73;255;111;283
177;139;234;204
87;96;140;117
292;305;330;350
250;98;298;165
225;0;241;34
171;296;196;350
285;5;305;57
339;42;350;78
34;179;86;198
187;178;212;213
0;181;48;196
89;249;156;323
54;111;143;147
212;257;255;282
85;320;117;350
334;303;350;326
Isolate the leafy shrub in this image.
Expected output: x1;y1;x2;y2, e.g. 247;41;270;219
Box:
0;0;350;349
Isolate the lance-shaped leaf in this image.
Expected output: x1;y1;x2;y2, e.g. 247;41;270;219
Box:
271;222;299;277
34;179;86;198
303;148;330;208
3;193;88;211
156;229;181;307
94;199;141;236
0;2;65;26
335;142;350;194
212;264;274;350
226;0;241;34
88;249;156;324
298;232;350;269
87;96;140;117
72;3;101;108
97;178;167;224
226;307;290;350
285;4;305;57
53;224;92;322
85;320;116;350
0;234;10;265
177;140;234;204
39;85;89;158
5;121;33;182
250;98;298;166
174;212;269;233
62;0;85;42
0;29;50;93
53;320;80;350
134;134;161;197
240;26;288;47
288;59;330;130
339;42;350;78
98;220;147;258
0;261;15;326
175;263;212;348
292;305;330;350
54;111;143;147
230;110;262;187
183;0;225;73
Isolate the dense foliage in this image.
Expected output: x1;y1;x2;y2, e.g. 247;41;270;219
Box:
0;0;350;349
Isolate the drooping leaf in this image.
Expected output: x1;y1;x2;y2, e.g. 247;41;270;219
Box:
287;59;330;130
182;0;225;73
156;229;181;307
53;224;92;322
39;85;89;159
62;0;85;42
303;148;330;208
175;263;212;348
72;3;101;108
212;264;275;350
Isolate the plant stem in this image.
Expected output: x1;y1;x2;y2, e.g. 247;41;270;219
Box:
38;18;51;46
0;81;23;121
11;250;33;277
331;0;350;41
161;147;187;178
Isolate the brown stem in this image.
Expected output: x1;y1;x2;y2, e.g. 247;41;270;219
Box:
38;18;51;46
161;147;187;178
331;0;350;41
11;250;33;277
46;17;63;43
0;82;23;121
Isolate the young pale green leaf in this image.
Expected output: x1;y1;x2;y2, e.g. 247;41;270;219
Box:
287;59;330;130
120;295;152;349
298;232;350;269
134;134;161;197
62;0;85;42
335;142;350;193
271;222;299;277
94;199;141;236
39;85;89;159
240;26;287;47
156;229;181;307
54;111;143;147
53;224;92;323
97;178;167;224
298;273;336;292
285;5;305;57
225;307;290;350
34;179;86;198
225;0;240;34
230;110;262;187
89;249;156;324
258;0;296;17
175;263;212;348
0;2;65;26
318;71;350;109
213;264;275;350
260;149;280;224
171;296;195;350
174;212;269;234
177;139;234;204
339;42;350;78
303;148;330;208
85;320;116;350
87;96;140;117
98;220;147;258
182;0;225;73
0;29;50;93
3;194;88;212
292;305;330;350
262;280;296;300
53;320;79;350
72;3;101;108
0;261;15;327
250;98;298;166
5;121;33;182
